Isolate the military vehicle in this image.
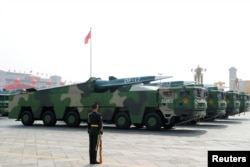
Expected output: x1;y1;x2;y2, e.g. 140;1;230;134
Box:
146;81;207;125
9;75;203;131
239;92;250;113
222;90;241;118
0;92;9;116
203;86;227;120
173;84;226;121
0;89;26;116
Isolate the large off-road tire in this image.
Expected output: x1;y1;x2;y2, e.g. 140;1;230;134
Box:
114;112;131;129
144;112;162;131
21;111;34;126
65;111;80;127
42;111;57;126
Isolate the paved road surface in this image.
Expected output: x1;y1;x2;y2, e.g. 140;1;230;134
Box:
0;112;250;167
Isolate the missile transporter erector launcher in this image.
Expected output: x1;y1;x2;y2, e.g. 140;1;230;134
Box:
174;84;227;121
8;75;187;131
239;92;250;113
223;91;241;118
8;76;209;131
204;86;227;120
147;81;208;125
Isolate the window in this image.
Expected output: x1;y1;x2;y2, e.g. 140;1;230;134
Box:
163;91;173;97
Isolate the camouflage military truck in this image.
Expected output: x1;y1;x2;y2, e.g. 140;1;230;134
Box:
176;84;227;121
9;75;201;131
239;92;250;113
146;81;207;125
222;90;241;118
1;89;26;116
203;86;227;120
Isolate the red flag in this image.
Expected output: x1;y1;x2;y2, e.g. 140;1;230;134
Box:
84;31;91;44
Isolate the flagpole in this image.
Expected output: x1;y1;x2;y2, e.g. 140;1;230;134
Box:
90;27;92;78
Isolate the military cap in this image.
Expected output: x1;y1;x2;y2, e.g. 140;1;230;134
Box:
91;102;99;109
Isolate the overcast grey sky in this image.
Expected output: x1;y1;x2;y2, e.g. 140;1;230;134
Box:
0;0;250;85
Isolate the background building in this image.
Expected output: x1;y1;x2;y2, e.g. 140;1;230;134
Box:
229;67;250;94
0;70;65;90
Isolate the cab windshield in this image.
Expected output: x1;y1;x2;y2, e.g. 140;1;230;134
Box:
194;88;207;98
217;92;225;100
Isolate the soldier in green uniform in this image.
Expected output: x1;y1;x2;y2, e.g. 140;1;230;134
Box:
88;102;103;164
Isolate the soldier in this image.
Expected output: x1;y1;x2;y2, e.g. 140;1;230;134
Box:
88;102;103;164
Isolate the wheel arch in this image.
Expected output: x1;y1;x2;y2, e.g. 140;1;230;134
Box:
111;107;129;123
143;109;165;131
63;107;80;120
143;108;164;122
114;111;132;129
63;107;81;127
18;106;32;120
40;106;55;119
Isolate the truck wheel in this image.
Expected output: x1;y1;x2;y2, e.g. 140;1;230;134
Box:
65;111;80;127
42;111;57;126
144;113;162;131
115;112;131;129
21;111;34;126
